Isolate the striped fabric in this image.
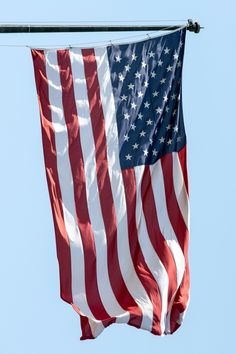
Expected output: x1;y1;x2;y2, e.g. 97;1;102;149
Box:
31;29;190;340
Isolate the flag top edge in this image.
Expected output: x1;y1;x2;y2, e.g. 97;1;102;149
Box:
30;25;187;51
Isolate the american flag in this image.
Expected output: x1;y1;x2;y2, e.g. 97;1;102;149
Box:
32;27;190;340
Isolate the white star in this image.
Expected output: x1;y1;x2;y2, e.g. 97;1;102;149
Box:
166;124;171;130
125;154;132;160
131;102;137;109
146;119;153;125
132;143;139;149
158;59;163;66
140;130;146;137
118;73;124;82
163;94;168;102
125;64;131;72
173;52;179;60
173;109;177;116
128;83;134;90
141;61;147;68
177;60;182;68
143;149;149;157
115;55;122;63
131;53;137;61
171;93;177;100
152;91;159;97
130;123;136;130
166;65;173;72
151;71;156;78
135;71;141;79
144;101;150;109
124;134;129;142
144;80;149;87
165;106;170;113
152;148;158;156
173;125;179;132
124;113;130;120
164;47;170;54
137;113;143;120
167;139;172;145
149;138;153;144
160;78;166;84
149;51;155;58
159;137;165;143
121;94;127;101
156;107;162;114
138;91;144;98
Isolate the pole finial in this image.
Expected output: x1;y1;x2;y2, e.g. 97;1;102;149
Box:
187;19;201;33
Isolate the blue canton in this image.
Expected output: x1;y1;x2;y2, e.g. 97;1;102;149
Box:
107;28;186;169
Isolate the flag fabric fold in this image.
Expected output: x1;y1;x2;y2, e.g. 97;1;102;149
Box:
32;26;190;340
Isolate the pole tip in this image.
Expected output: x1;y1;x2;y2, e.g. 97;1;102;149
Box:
187;19;201;33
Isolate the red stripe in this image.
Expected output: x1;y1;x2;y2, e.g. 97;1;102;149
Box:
178;146;189;195
31;50;73;304
71;304;94;340
161;153;190;333
72;303;115;340
141;166;177;314
82;48;143;328
122;168;162;335
57;50;110;321
79;316;94;341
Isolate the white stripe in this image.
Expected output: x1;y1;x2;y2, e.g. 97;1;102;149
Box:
69;48;129;322
149;159;186;332
150;160;185;288
95;46;153;332
172;152;190;229
45;51;101;333
134;165;169;335
88;318;105;338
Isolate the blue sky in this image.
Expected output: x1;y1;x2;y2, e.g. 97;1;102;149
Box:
0;1;235;353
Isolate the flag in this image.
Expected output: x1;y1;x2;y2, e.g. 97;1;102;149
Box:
31;27;190;340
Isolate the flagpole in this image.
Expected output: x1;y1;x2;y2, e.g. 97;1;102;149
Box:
0;20;201;34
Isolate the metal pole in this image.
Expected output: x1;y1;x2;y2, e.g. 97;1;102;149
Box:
0;20;201;34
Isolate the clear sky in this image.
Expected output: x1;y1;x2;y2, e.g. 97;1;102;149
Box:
0;1;235;353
